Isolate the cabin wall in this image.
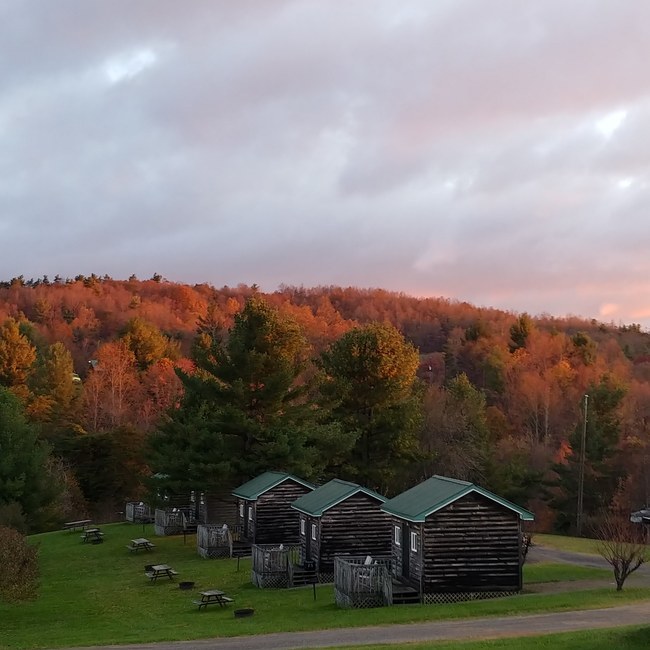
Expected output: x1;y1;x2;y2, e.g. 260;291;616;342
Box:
204;493;237;527
317;493;392;572
255;480;312;544
421;493;522;593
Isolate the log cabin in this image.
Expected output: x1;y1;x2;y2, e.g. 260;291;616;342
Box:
381;475;534;602
232;471;315;545
291;478;392;576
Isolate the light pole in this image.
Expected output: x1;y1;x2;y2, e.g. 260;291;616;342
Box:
576;394;589;537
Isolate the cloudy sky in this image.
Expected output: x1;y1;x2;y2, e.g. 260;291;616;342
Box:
3;1;650;328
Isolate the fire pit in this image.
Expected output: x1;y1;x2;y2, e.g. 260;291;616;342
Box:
234;608;254;618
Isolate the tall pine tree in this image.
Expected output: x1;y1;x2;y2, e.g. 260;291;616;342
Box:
150;297;347;499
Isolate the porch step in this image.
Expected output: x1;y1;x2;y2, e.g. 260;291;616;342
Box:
291;567;318;587
231;541;251;558
392;580;420;605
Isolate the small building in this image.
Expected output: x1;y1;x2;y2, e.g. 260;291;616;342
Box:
291;479;392;579
381;475;534;604
233;471;316;545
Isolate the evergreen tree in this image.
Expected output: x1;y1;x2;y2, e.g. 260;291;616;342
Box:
0;388;59;531
551;374;627;534
319;322;423;493
150;297;346;498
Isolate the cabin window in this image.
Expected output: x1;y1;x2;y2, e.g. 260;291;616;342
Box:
248;507;253;521
410;531;418;552
311;523;317;541
394;525;401;546
239;503;244;518
300;518;305;536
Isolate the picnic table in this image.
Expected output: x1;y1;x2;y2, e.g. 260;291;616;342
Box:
145;564;178;582
63;519;92;531
81;528;104;544
193;589;233;610
126;538;156;552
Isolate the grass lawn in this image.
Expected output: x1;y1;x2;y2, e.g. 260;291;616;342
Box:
0;524;647;650
534;533;601;554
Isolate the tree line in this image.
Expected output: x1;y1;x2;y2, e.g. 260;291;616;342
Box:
1;277;650;537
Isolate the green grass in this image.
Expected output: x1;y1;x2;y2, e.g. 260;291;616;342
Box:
0;524;648;650
534;533;601;554
524;562;610;583
323;626;650;650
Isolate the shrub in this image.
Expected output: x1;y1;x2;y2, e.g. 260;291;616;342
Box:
0;526;39;602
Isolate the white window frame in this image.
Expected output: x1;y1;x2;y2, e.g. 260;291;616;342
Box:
410;531;418;552
239;503;244;518
300;518;305;536
311;523;317;541
248;507;253;521
394;525;401;546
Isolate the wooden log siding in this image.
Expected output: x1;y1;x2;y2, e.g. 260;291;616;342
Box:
238;480;313;545
317;493;392;573
204;494;238;528
255;480;311;544
421;493;522;593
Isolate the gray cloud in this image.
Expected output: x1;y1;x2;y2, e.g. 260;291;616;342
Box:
2;0;650;327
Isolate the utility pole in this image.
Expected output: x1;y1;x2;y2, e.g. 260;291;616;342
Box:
576;394;589;537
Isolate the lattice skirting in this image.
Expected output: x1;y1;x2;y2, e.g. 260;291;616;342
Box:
197;546;231;559
317;571;334;584
423;590;518;605
335;589;385;609
154;524;183;536
252;571;289;589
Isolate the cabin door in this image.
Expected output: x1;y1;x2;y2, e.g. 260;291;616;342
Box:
401;522;410;579
244;503;251;539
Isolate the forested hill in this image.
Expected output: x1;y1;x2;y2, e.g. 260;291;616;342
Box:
1;275;648;369
2;274;650;535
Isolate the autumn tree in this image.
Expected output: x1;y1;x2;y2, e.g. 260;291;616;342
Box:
0;318;36;401
420;373;490;484
319;322;423;493
121;317;178;370
28;342;82;441
82;341;139;432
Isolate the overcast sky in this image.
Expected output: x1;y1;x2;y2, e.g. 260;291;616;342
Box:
3;1;650;328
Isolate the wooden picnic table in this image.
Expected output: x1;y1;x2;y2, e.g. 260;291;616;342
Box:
63;519;92;531
81;528;104;543
127;538;156;552
145;564;178;582
193;589;233;610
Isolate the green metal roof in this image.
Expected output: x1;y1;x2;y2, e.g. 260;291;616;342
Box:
381;475;535;522
291;479;386;517
232;471;315;501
